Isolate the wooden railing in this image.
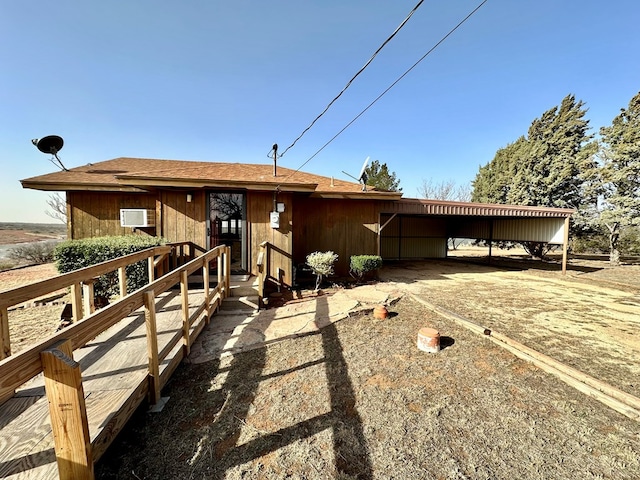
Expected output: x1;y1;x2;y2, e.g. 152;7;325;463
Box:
1;245;171;360
0;244;230;479
256;241;291;309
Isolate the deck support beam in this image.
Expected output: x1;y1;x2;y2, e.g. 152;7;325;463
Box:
180;270;191;355
71;282;83;322
1;306;10;360
82;280;95;316
143;291;161;406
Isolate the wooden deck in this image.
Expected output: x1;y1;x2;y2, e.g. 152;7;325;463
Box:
0;245;232;479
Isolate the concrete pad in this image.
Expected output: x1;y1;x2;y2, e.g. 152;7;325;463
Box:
188;283;404;365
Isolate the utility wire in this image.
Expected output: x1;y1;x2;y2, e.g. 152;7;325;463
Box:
276;0;487;187
277;0;425;159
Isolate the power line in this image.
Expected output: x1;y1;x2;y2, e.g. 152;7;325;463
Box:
277;0;488;186
277;0;425;159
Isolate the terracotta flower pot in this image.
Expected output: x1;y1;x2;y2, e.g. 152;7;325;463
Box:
373;305;389;319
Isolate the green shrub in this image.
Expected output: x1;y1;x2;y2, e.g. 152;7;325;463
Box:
349;255;383;282
306;251;338;290
54;235;165;302
8;240;59;264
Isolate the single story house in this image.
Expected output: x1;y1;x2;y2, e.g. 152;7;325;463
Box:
21;157;574;284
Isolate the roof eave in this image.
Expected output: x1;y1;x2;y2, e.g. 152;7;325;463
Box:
114;176;319;192
21;180;148;193
311;191;403;200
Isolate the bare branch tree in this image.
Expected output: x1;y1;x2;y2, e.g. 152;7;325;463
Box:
418;179;472;250
45;193;67;224
418;178;471;202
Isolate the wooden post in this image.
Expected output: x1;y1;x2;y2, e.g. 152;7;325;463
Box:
147;255;154;284
562;216;570;275
118;266;127;298
180;270;191;355
217;253;223;293
71;283;83;322
203;261;211;324
41;339;94;480
143;291;161;405
488;219;494;264
1;305;10;359
257;250;265;310
82;281;95;316
225;246;231;295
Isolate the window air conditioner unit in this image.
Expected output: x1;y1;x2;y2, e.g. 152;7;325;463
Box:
120;209;155;228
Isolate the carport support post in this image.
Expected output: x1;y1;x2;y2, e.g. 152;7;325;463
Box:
488;219;494;264
562;216;570;275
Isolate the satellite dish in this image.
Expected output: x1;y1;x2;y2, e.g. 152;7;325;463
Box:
341;156;370;191
358;156;370;190
31;135;68;171
32;135;64;155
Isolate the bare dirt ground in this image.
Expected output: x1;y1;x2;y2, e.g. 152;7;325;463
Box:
2;244;639;478
0;222;66;245
92;249;640;480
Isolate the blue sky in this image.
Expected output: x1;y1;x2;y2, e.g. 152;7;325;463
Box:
1;0;638;223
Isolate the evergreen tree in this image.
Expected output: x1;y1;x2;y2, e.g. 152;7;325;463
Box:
471;94;597;258
472;136;527;204
596;91;640;265
365;160;401;192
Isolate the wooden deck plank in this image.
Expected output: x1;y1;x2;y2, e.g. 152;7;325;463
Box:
0;286;211;479
0;396;56;479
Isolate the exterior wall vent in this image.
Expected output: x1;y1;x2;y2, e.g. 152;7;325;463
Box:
120;208;155;228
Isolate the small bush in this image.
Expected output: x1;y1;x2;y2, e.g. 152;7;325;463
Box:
8;240;59;264
54;235;166;302
306;251;338;290
350;255;383;282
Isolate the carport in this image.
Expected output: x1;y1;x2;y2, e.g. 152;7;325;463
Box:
377;198;573;274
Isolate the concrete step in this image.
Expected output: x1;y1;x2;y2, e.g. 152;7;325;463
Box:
220;295;259;312
230;277;260;297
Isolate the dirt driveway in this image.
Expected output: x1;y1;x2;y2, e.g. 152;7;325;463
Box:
380;256;640;398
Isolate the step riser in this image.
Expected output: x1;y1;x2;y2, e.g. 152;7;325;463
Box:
231;287;259;297
221;296;259;311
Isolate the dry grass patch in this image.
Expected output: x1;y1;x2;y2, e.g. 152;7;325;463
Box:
96;296;640;479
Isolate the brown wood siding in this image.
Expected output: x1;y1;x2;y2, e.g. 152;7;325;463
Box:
68;192;157;239
67;191;207;247
247;191;293;284
293;197;378;276
160;191;207;247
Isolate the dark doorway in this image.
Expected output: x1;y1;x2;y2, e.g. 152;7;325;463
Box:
208;192;247;273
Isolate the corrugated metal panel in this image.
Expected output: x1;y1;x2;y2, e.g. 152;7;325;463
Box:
380;237;446;259
379;198;573;218
400;216;447;236
381;238;400;258
400;238;447;258
380;214;400;236
449;219;491;238
493;218;566;243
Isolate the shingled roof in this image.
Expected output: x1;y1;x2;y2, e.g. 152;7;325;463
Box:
21;157;402;200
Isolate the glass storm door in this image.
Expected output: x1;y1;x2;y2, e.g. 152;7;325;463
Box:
208;192;247;273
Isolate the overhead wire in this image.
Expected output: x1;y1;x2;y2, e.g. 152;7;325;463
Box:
275;0;488;188
276;0;425;159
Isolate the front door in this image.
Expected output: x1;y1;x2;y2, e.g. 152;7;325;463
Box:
208;191;247;273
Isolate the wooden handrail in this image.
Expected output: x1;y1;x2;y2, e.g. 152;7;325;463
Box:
0;244;230;479
0;245;226;400
0;246;171;308
0;245;172;360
